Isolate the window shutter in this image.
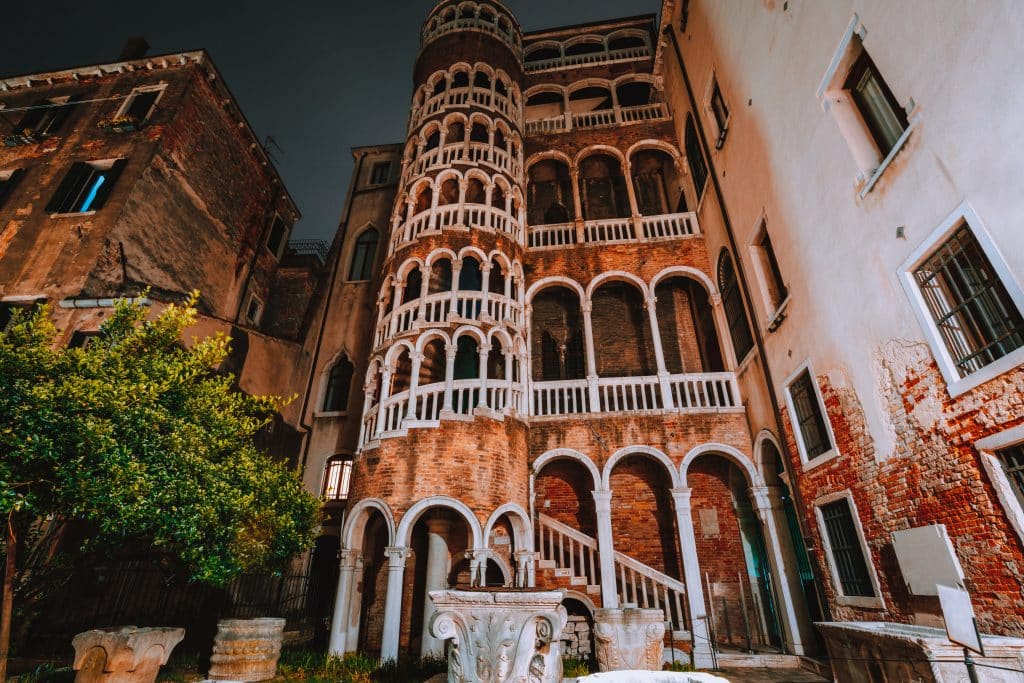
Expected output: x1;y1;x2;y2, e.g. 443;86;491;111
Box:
46;162;92;213
0;168;25;208
90;159;126;210
40;94;82;136
15;99;47;132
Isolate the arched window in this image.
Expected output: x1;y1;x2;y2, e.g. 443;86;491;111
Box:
322;455;354;501
349;228;379;281
323;354;355;412
403;267;423;304
718;251;754;363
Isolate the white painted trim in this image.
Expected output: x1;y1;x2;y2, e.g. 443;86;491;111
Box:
816;14;865;100
243;292;264;326
395;495;484;548
813;490;885;610
532;447;602;491
747;216;790;327
975;425;1024;550
782;360;840;469
114;82;167;123
264;212;290;261
680;442;764;487
858;114;920;197
601;445;680;490
898;201;1024;398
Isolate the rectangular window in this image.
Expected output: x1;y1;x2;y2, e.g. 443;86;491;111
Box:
323;457;354;501
684;115;709;200
913;224;1024;378
120;86;163;124
0;169;25;209
789;369;832;460
751;223;788;315
68;330;100;349
820;498;876;597
244;294;263;326
709;78;729;148
16;95;82;137
997;445;1024;513
46;159;126;214
369;161;392;185
844;51;908;155
265;215;289;260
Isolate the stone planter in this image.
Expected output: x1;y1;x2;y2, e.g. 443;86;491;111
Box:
818;621;1024;683
208;618;286;682
71;626;184;683
429;589;567;683
593;607;665;672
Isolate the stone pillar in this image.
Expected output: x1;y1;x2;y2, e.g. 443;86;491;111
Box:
750;485;810;656
449;262;462;320
623;161;641;221
420;520;452;658
477;344;490;408
645;295;675;410
570;168;585;242
710;293;739;370
592;490;618;608
328;549;359;655
380;546;411;662
405;351;424;420
582;301;601;410
442;344;457;412
671;487;713;668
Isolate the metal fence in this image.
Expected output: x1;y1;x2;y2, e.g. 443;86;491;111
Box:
286;239;330;264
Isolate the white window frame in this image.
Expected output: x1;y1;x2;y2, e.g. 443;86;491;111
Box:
748;216;791;330
702;68;730;150
264;212;290;261
783;360;840;471
243;293;264;326
898;201;1024;398
115;83;167;123
314;350;353;418
816;14;918;197
322;454;354;501
976;425;1024;549
814;490;885;609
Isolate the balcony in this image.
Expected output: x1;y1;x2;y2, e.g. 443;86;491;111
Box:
527;211;699;250
407;142;521;181
388;203;523;256
421;15;522;55
413;86;521;129
525;102;668;135
524;44;652;73
374;291;525;348
359;371;741;448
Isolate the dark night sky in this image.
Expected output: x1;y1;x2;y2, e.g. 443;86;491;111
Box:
4;0;661;241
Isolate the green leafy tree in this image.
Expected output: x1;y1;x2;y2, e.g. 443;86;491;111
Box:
0;295;321;678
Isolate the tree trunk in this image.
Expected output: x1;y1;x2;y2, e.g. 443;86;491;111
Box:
0;517;17;681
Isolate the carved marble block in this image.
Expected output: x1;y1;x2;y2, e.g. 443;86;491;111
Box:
207;618;286;682
593;607;665;672
429;589;568;683
72;626;184;683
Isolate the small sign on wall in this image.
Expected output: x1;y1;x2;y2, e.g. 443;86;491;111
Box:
891;524;964;596
698;508;720;538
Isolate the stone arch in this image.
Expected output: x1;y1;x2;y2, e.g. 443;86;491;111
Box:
414;329;452;354
566;77;613;98
342;498;397;550
451;324;486;346
649;265;717;295
574;144;626;167
585;270;650;300
526;276;586;304
384;339;415;369
484;502;533;553
681;443;764;487
425;247;458;267
754;429;788;485
456;244;488;264
396;495;483;548
601;445;681;490
525;149;573;172
525;40;562;59
396;257;424;281
626;138;683;163
532;448;602;491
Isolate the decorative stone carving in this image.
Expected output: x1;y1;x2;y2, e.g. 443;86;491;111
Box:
72;626;184;683
429;589;567;683
207;618;286;682
593;607;665;672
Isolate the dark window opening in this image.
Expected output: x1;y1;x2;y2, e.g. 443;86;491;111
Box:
718;251;754;362
124;89;160;124
789;369;832;460
844;50;908;155
754;225;788;312
16;94;82;137
323;355;355;412
997;444;1024;513
820;498;875;597
710;79;729;147
369;161;392;185
0;169;26;209
349;228;379;281
685;115;709;199
69;330;100;349
46;160;126;214
266;216;288;259
323;457;353;501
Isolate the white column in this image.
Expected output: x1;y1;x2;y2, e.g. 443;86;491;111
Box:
417;264;430;322
570;168;585;242
671;487;714;668
449;262;462;321
420;519;452;658
380;546;410;662
374;369;393;437
471;548;491;587
750;485;810;656
623;160;641;221
388;281;403;336
456;178;468;228
405;351;424;420
328;549;359;655
582;301;600;410
710;293;739;371
477;343;491;409
480;263;492;320
592;490;619;608
442;344;457;412
646;295;675;409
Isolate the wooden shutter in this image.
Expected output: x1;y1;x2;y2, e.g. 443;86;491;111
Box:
39;94;82;136
45;162;92;213
0;168;25;208
89;159;127;210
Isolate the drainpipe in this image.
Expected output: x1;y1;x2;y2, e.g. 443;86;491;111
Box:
298;149;368;475
664;26;832;622
58;297;151;308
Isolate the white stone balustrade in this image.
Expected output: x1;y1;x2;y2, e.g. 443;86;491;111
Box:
527;211;699;250
388;203;523;255
524;43;652;73
408;142;522;180
421;16;522;55
375;292;524;348
413;86;521;128
525;102;668;135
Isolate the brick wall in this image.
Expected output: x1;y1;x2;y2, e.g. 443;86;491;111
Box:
609;455;682;577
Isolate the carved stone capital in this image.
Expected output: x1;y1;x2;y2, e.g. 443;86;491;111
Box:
593;607;666;672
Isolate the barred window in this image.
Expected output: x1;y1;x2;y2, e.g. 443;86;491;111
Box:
820;498;875;598
789;369;832;460
914;224;1024;378
997;444;1024;513
323;456;353;501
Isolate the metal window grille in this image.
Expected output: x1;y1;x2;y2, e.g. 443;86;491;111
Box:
914;224;1024;378
998;444;1024;513
790;370;831;459
820;498;875;598
323;457;353;501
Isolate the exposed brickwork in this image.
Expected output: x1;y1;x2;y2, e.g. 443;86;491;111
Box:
609;455;682;577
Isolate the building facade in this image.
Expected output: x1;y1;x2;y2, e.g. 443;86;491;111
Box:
316;0;821;666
